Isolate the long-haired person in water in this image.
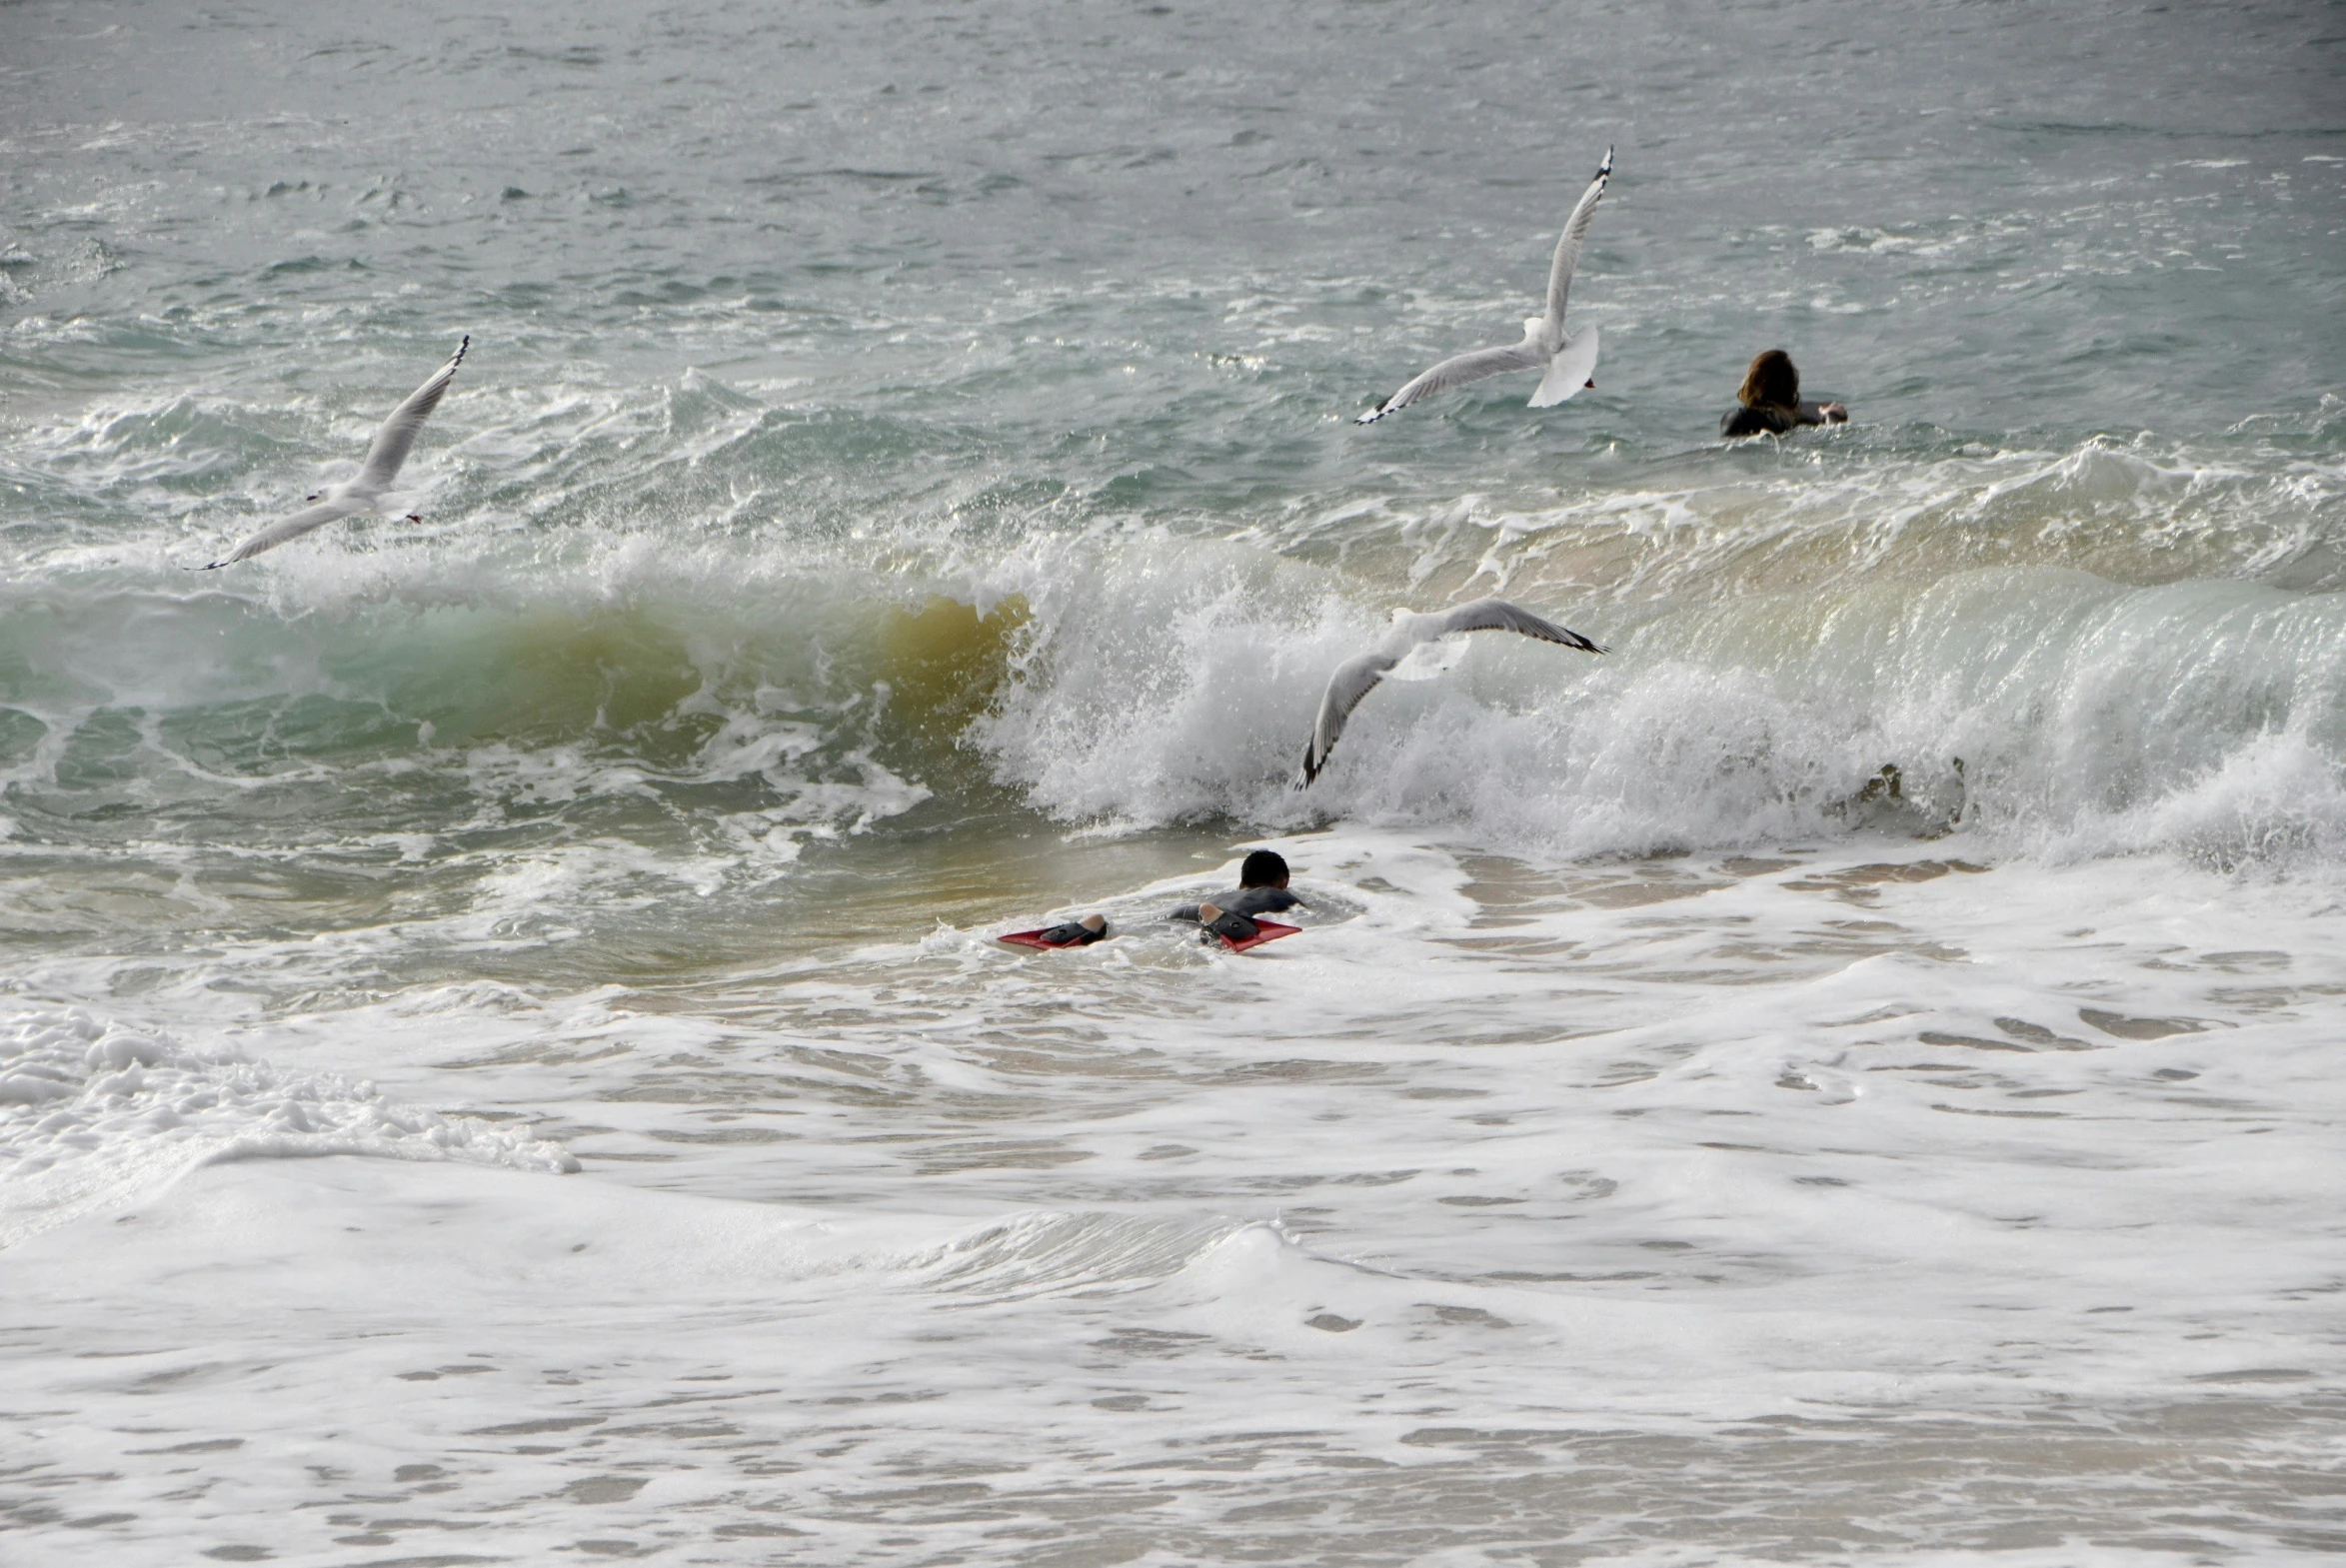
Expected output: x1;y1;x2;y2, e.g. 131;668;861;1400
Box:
1720;349;1847;438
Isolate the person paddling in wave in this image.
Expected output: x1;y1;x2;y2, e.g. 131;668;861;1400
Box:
1719;349;1848;438
1170;849;1304;944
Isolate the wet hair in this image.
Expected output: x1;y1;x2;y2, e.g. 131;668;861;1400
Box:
1238;849;1289;887
1736;349;1800;412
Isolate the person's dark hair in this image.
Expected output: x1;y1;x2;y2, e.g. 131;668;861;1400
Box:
1736;349;1800;412
1238;849;1289;887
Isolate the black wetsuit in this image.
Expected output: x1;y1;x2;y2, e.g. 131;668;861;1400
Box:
1034;920;1108;946
1720;401;1841;438
1170;885;1303;942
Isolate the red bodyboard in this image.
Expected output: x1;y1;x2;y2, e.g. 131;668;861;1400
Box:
998;928;1092;951
1218;919;1300;953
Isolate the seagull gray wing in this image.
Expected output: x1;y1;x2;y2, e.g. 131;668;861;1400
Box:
353;336;469;493
1436;596;1608;655
1294;648;1402;788
203;497;366;569
1541;147;1613;338
1356;341;1547;425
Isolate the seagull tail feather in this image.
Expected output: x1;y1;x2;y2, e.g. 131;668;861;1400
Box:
1528;326;1600;408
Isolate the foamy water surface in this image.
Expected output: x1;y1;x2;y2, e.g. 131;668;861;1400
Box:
3;0;2342;1562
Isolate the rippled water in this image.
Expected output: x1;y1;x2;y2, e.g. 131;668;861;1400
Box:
3;0;2343;1562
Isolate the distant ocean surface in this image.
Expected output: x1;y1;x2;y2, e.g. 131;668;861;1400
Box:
3;1;2342;1562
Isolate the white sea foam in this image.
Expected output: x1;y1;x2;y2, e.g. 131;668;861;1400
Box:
0;1007;578;1248
7;831;2343;1564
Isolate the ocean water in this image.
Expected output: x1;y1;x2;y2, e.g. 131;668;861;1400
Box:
3;0;2343;1562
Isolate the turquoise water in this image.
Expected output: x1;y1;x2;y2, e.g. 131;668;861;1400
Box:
3;2;2344;1563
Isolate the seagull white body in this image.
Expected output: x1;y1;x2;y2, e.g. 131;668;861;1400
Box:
204;336;470;569
1355;149;1612;425
1293;598;1605;788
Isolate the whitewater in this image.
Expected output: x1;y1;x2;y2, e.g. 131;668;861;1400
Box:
2;0;2342;1562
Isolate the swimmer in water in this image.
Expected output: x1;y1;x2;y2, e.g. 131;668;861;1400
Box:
1031;912;1109;946
1720;349;1848;438
1170;849;1305;943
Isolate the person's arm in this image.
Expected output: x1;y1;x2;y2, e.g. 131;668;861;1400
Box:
1037;914;1108;945
1200;905;1261;942
1794;400;1848;426
1169;904;1201;922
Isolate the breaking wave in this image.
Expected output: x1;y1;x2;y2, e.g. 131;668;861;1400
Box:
2;371;2340;874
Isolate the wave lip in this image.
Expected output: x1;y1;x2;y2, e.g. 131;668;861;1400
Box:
915;1209;1258;1303
0;1006;578;1249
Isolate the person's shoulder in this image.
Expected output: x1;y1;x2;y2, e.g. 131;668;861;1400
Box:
1720;406;1774;438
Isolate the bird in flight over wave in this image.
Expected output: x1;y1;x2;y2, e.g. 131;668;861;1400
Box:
1293;598;1605;788
203;336;469;569
1354;148;1611;425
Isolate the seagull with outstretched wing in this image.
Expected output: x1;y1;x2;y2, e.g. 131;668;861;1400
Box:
204;336;470;569
1294;598;1605;788
1356;149;1612;425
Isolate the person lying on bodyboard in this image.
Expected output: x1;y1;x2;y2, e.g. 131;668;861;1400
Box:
1169;849;1305;948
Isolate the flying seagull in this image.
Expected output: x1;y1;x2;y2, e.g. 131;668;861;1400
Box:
1293;598;1605;788
1355;149;1612;425
203;336;470;569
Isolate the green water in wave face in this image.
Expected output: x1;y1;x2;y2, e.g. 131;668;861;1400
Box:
0;0;2342;1000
